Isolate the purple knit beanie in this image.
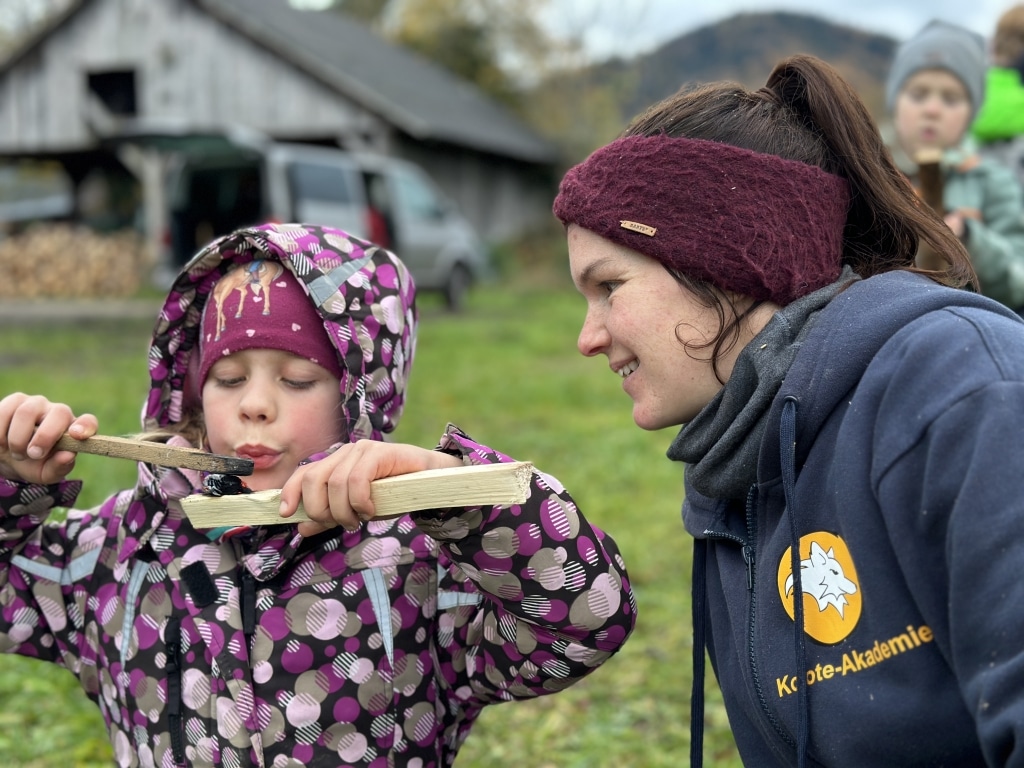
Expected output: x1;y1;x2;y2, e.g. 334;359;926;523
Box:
553;134;851;305
198;259;344;386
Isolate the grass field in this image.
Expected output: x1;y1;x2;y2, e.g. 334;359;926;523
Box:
0;280;741;767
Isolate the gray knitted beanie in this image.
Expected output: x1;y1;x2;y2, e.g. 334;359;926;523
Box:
886;19;987;119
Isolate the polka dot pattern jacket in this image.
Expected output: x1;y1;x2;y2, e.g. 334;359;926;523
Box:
0;223;636;767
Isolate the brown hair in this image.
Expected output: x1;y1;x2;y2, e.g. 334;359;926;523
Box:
994;5;1024;65
621;54;976;380
135;407;206;450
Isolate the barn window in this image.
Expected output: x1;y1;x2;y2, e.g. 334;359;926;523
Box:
87;70;137;116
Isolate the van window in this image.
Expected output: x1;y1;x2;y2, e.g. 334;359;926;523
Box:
392;168;445;221
287;162;353;204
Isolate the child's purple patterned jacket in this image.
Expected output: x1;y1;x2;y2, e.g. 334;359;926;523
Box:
0;224;635;767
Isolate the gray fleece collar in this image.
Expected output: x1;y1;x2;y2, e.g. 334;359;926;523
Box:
667;267;860;499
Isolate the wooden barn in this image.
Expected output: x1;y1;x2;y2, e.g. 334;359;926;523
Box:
0;0;560;257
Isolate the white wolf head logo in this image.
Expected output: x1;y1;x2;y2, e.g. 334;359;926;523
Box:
784;540;858;618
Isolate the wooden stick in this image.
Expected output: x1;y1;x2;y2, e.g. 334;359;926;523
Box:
179;461;534;526
914;147;946;271
914;147;945;213
56;434;255;475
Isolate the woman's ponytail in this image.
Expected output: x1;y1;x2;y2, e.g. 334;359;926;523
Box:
623;54;976;289
765;55;975;287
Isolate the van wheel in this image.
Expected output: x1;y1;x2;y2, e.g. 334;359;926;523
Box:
444;264;472;312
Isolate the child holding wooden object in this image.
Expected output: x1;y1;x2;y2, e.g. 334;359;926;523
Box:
885;19;1024;310
0;222;635;767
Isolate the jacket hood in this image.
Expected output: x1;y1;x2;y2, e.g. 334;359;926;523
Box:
762;270;1019;476
684;271;1024;767
144;223;417;443
684;270;1019;518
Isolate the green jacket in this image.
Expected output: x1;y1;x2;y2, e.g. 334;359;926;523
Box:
883;125;1024;309
973;67;1024;142
945;156;1024;309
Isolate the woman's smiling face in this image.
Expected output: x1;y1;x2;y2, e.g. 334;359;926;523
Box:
569;225;774;430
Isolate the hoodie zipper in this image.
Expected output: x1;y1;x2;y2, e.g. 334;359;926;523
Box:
699;488;800;759
740;485;797;751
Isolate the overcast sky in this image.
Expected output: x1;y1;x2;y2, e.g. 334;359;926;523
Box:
289;1;1016;62
543;0;1013;61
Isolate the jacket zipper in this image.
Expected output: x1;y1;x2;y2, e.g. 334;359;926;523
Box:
164;616;186;766
241;570;257;653
743;485;797;750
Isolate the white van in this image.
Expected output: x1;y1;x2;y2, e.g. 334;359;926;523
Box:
165;141;489;310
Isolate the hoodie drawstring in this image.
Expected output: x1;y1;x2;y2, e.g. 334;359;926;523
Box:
781;396;809;768
690;397;809;767
689;536;708;768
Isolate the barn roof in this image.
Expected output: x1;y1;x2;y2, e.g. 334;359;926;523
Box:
0;0;559;164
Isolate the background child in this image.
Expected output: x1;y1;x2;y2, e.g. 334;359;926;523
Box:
885;18;1024;311
972;4;1024;189
0;222;635;767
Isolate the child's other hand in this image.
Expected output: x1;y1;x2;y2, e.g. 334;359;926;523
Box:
279;440;463;537
937;210;962;237
0;393;98;484
945;207;982;241
943;209;967;239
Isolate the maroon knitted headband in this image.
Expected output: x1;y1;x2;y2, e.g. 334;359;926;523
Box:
552;134;851;305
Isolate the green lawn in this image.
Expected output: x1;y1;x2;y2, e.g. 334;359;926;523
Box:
0;281;741;767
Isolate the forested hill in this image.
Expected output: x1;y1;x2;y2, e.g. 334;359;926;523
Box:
593;11;900;121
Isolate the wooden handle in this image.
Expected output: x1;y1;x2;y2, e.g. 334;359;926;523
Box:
912;148;947;271
179;461;534;526
56;434;255;475
913;147;945;213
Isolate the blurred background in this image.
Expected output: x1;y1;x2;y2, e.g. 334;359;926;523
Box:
0;0;1013;308
0;1;1016;765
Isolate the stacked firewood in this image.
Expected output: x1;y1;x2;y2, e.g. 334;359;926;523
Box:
0;224;155;298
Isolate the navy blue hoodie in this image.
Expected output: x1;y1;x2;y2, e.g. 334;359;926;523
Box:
685;270;1024;766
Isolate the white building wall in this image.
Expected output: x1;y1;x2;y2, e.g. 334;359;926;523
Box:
0;0;388;153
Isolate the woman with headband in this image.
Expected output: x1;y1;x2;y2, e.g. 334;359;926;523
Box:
554;54;1024;768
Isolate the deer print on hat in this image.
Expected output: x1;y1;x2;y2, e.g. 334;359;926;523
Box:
198;258;344;386
210;260;285;341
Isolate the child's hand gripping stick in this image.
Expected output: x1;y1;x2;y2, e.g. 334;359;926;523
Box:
179;461;534;526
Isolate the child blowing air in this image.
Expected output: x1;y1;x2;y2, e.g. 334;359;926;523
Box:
0;222;635;767
885;19;1024;312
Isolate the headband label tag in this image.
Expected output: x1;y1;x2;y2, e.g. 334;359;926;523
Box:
620;220;657;237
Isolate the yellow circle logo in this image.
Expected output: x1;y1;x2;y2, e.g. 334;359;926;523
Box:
777;532;861;644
